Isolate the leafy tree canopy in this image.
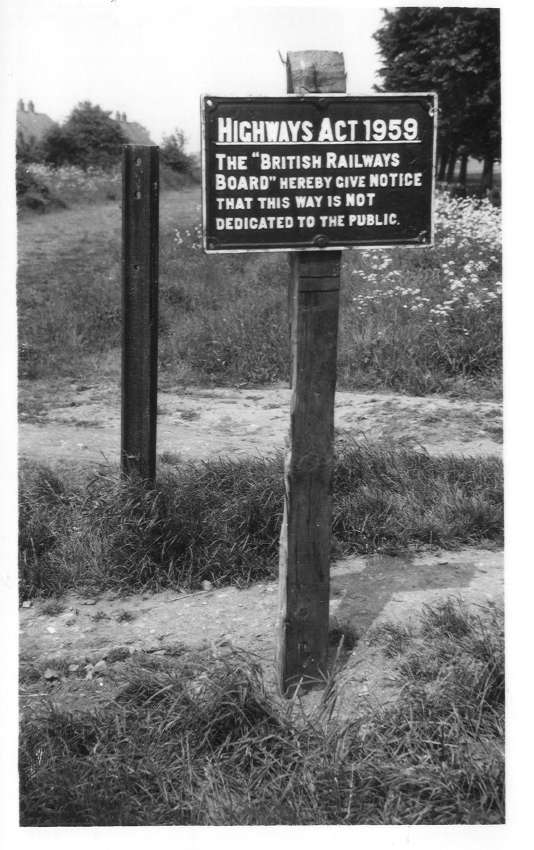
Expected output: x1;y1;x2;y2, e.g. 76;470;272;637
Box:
374;7;500;164
42;101;128;169
160;128;193;174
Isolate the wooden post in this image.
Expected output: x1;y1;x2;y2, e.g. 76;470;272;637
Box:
121;145;159;483
277;51;345;694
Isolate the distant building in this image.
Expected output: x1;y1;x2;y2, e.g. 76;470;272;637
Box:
16;99;55;145
113;110;154;145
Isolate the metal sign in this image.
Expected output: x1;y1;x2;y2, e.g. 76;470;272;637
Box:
201;94;437;253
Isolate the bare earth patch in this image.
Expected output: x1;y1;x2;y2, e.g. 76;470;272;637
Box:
19;380;502;469
20;547;502;718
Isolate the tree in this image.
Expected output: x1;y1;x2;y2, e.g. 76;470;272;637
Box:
40;123;78;167
373;7;500;188
42;101;128;169
160;128;192;174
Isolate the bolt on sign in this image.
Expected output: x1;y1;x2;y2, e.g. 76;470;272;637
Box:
201;94;437;253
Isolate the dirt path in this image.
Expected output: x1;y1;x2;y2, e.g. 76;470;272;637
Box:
19;547;503;717
19;380;502;469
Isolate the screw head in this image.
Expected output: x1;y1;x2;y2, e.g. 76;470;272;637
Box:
314;234;329;248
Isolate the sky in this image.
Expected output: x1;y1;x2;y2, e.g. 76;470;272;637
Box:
12;0;385;152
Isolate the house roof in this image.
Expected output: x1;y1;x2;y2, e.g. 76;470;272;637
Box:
16;109;55;143
17;102;154;147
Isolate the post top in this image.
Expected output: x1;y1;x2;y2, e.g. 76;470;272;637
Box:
286;50;346;94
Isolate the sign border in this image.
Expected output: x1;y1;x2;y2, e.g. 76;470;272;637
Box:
201;93;437;254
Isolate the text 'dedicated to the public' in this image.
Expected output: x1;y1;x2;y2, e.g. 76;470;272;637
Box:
201;94;437;252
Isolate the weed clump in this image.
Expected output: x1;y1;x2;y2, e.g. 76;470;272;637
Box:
18;464;75;598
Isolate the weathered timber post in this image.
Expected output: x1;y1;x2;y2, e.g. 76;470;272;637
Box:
200;71;436;694
121;145;159;483
277;51;345;694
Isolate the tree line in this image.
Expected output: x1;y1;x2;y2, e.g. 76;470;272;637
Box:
373;7;500;189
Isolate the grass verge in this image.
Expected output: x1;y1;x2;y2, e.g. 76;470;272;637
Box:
19;599;504;825
19;445;503;598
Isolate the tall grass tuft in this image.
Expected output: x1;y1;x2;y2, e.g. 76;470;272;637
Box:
18;464;78;597
19;446;503;599
19;601;504;825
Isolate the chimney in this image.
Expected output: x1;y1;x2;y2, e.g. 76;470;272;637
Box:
122;112;127;122
17;99;25;112
115;110;121;121
28;100;35;113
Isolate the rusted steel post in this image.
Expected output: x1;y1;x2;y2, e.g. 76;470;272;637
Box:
121;145;159;483
277;51;345;694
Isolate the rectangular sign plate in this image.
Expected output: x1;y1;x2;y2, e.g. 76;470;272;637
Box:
201;94;436;253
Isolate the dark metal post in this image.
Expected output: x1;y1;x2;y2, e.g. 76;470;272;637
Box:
121;145;159;483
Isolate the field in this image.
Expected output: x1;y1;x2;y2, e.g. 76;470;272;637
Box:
17;181;504;825
18;183;502;396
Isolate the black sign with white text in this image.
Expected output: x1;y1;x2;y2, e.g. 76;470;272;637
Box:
201;94;436;253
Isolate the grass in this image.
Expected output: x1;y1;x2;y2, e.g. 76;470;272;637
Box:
17;168;504;825
19;599;504;825
367;620;415;657
18;186;502;397
19;446;503;599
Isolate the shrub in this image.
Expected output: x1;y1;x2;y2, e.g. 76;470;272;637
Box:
24;163;122;208
16;162;66;214
41;101;128;169
160;128;194;175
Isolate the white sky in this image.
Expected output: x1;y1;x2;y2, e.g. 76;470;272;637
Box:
13;0;385;151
